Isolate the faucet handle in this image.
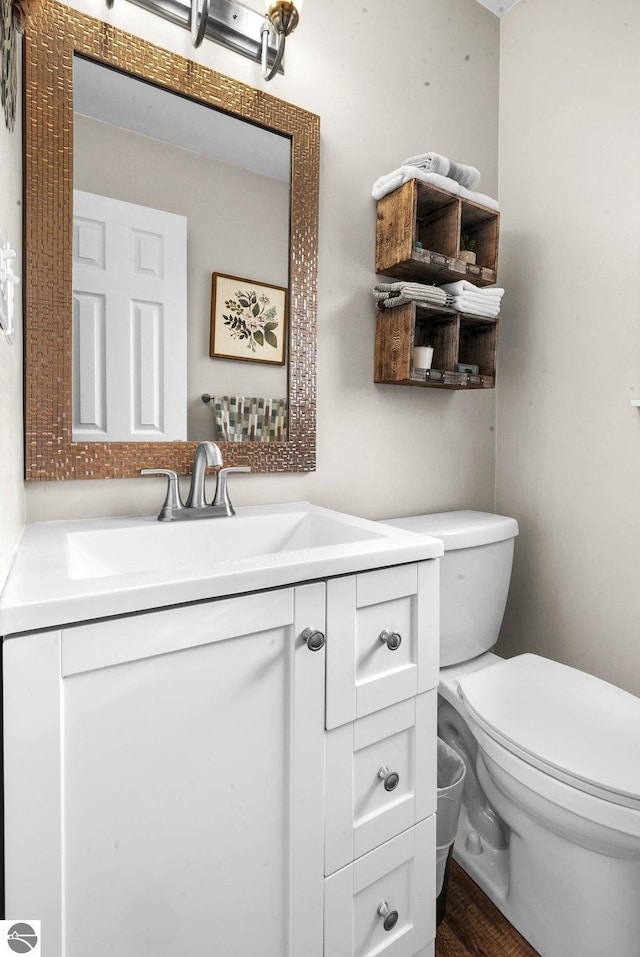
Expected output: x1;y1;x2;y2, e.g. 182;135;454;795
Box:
211;466;251;515
141;468;184;522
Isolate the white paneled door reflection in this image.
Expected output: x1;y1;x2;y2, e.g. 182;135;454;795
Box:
72;190;187;441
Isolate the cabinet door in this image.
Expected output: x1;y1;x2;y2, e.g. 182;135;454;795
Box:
326;562;439;729
325;693;437;876
324;817;436;957
4;584;325;957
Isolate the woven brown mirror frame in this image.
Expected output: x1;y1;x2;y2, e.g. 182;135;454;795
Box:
23;0;319;480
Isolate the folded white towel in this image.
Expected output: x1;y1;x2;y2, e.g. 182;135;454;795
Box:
372;167;500;210
440;281;505;299
453;298;502;315
451;294;502;308
450;298;500;318
447;292;502;309
372;167;460;201
402;151;481;191
459;186;500;212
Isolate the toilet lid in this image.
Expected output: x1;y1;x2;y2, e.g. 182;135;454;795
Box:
458;654;640;808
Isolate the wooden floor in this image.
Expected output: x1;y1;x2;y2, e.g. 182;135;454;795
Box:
436;862;541;957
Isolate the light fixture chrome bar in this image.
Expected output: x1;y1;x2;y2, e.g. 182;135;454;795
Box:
190;0;210;47
260;18;284;81
122;0;284;73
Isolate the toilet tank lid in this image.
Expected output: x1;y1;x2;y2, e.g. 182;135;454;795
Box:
458;654;640;807
381;511;519;550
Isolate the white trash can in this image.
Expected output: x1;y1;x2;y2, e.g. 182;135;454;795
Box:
436;737;466;925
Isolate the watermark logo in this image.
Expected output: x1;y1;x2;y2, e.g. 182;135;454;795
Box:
0;922;40;955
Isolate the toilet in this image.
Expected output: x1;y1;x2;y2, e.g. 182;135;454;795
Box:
383;510;640;957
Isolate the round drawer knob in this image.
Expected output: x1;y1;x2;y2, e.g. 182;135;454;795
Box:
379;629;402;651
377;900;399;932
301;627;326;652
377;766;400;791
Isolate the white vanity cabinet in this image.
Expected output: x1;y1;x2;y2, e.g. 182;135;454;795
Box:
2;559;439;957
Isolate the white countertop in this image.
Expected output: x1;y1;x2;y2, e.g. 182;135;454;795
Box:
0;503;443;635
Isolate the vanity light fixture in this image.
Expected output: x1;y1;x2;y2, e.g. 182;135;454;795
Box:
107;0;302;78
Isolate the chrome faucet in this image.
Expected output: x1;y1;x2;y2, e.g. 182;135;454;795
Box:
184;441;223;508
141;442;251;522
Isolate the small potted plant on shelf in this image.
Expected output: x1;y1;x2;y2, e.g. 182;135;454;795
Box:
458;234;477;265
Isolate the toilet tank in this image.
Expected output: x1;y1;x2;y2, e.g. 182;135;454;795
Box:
381;511;519;666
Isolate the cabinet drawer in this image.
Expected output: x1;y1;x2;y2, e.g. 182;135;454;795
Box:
325;693;437;876
326;562;439;729
324;817;436;957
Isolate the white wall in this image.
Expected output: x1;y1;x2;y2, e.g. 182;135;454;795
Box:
25;0;500;522
0;41;25;588
496;0;640;695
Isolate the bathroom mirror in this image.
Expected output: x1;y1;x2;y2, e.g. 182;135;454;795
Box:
72;56;291;445
23;0;319;480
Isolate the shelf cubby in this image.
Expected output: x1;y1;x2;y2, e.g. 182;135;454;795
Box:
374;302;497;391
460;200;500;275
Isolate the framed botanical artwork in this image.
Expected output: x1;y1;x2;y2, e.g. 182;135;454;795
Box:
210;272;288;366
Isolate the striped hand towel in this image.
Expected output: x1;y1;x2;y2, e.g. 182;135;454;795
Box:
374;281;452;309
212;396;287;442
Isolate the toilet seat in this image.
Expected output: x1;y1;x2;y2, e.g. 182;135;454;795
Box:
458;654;640;810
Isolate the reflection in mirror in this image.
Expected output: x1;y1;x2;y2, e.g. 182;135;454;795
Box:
72;56;291;444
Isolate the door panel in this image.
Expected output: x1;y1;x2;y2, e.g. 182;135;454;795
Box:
64;624;291;955
73;189;187;441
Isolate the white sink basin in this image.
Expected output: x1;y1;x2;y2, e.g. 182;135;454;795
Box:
0;502;443;634
66;505;388;580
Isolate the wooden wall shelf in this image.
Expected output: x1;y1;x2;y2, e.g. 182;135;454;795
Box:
376;180;499;286
374;302;497;391
374;180;501;391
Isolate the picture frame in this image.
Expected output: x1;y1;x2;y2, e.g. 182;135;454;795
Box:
210;272;288;366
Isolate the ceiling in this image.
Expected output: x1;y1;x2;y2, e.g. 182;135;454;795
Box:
475;0;520;15
73;56;290;182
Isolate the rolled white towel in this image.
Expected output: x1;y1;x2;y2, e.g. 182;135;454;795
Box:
402;152;481;191
440;281;504;299
403;152;450;176
372;166;460;202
